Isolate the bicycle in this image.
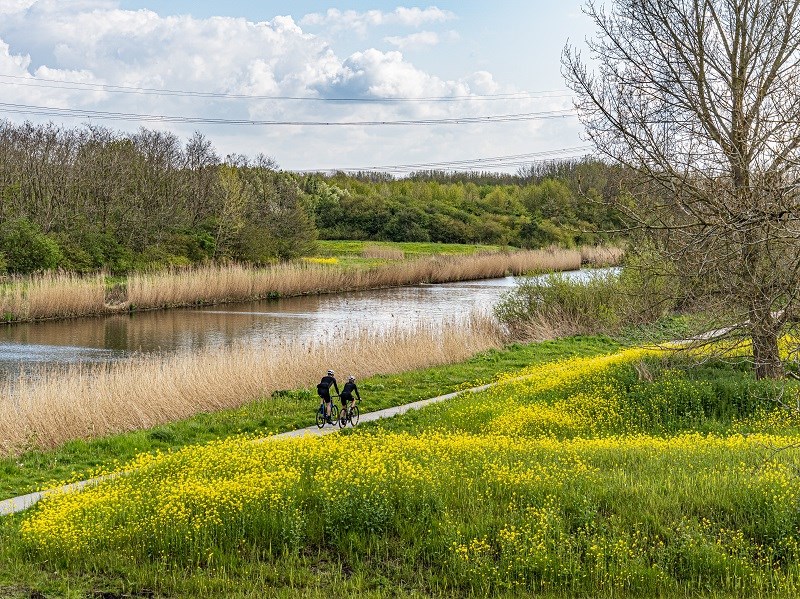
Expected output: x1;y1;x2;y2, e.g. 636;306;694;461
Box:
338;397;361;428
315;394;340;428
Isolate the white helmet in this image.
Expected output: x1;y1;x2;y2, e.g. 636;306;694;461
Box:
327;369;334;376
348;375;355;381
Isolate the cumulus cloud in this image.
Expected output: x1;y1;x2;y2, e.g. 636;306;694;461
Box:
300;6;455;36
0;2;574;170
392;6;454;27
0;4;335;97
384;29;459;50
331;49;451;98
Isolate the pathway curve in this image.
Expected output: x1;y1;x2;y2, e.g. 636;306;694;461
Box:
0;326;735;518
0;383;494;517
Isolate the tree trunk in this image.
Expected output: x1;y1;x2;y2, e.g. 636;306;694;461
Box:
751;314;784;380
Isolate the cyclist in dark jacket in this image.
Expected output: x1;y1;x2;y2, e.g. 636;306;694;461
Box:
317;369;339;423
340;375;361;416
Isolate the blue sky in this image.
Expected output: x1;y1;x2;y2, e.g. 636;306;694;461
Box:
0;1;594;172
116;1;590;90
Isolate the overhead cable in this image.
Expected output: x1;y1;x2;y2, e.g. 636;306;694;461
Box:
0;101;576;126
310;147;594;173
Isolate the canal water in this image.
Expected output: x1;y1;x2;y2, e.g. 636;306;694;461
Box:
0;269;615;381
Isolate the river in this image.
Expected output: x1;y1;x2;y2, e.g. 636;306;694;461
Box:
0;268;615;381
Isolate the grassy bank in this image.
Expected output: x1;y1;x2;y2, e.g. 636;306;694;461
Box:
0;244;617;323
2;341;799;597
0;316;504;458
315;240;507;263
0;335;618;501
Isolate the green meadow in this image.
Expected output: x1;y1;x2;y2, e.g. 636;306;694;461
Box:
3;328;800;598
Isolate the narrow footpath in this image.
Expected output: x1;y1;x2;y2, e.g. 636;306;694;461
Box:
0;383;494;517
0;326;734;518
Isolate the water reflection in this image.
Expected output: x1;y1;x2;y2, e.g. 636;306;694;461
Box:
0;269;614;380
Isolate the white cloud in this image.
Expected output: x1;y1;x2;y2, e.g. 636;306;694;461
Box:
0;2;577;171
300;6;455;36
0;0;41;14
337;49;454;98
384;31;440;50
391;7;455;27
0;39;30;73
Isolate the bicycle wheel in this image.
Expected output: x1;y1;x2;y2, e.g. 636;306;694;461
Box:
330;404;339;425
338;407;349;428
350;405;360;426
315;407;325;428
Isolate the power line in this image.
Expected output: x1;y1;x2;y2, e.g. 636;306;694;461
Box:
0;101;577;126
0;73;572;103
309;146;594;173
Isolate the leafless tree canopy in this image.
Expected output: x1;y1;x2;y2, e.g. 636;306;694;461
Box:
564;0;800;379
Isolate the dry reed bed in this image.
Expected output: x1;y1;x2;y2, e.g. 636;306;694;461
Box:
0;273;107;321
127;248;584;308
0;247;600;323
580;245;625;266
0;317;501;456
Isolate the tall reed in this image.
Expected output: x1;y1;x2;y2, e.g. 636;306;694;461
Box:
0;272;107;321
580;244;625;266
121;248;586;309
0;316;501;456
0;246;615;322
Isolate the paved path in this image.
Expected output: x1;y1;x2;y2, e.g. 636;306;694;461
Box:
0;383;495;517
0;327;739;518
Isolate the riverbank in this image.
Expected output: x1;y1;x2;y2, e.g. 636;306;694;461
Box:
3;332;798;598
0;316;504;458
0;335;621;500
0;245;622;324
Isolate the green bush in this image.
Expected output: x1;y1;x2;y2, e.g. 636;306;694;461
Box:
495;255;681;339
0;218;63;273
165;230;216;263
133;245;192;270
230;224;278;265
617;248;680;321
495;270;626;336
55;231;133;273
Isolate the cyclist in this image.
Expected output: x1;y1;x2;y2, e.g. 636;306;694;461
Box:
340;375;361;419
317;369;339;423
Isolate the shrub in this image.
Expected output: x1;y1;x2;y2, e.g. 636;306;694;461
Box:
55;231;133;273
495;270;625;338
0;218;63;273
495;253;681;340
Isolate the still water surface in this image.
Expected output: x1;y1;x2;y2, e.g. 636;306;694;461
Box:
0;269;613;381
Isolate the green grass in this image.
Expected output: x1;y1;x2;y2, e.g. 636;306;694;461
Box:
5;329;799;598
0;336;619;502
315;240;508;257
3;344;800;598
303;240;512;268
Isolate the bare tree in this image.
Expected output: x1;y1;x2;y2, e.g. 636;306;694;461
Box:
184;131;221;226
564;0;800;379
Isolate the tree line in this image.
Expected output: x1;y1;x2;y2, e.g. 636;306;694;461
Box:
0;121;626;274
0;122;316;273
310;159;625;246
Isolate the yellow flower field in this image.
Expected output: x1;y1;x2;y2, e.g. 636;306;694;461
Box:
17;345;800;595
